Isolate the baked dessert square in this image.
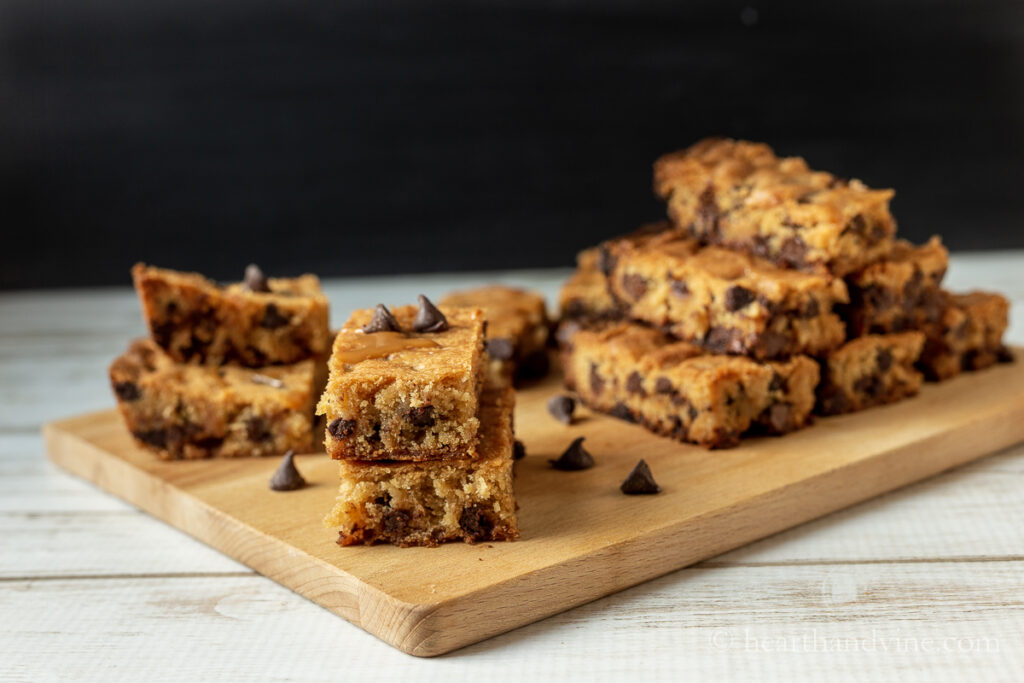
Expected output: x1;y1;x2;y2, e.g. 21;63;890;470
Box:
317;302;487;460
109;339;319;460
440;285;551;386
918;291;1011;381
842;237;948;336
324;387;519;547
560;321;819;448
601;224;848;359
558;247;622;322
816;332;925;415
132;263;330;366
654;138;896;276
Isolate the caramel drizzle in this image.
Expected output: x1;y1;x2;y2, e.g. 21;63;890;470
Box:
335;331;439;364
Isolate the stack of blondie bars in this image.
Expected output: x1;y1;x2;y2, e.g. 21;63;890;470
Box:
318;300;520;546
109;264;330;459
558;138;1012;448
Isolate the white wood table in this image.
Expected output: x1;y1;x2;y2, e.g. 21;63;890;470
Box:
3;255;1023;682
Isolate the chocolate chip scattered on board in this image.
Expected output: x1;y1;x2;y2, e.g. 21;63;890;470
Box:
549;436;594;471
546;395;576;425
269;450;306;491
620;459;661;495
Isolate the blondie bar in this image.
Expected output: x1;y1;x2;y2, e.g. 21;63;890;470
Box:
842;237;948;336
317;301;487;460
440;285;551;386
560;321;819;448
654;138;896;276
324;387;519;547
132;263;330;366
816;332;925;415
601;225;848;359
110;339;318;460
918;291;1011;381
558;248;622;322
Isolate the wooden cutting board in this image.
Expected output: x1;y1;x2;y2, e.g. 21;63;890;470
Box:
44;353;1024;657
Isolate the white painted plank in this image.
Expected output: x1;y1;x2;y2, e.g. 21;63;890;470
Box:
2;563;1021;681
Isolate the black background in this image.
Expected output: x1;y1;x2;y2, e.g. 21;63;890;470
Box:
3;0;1023;289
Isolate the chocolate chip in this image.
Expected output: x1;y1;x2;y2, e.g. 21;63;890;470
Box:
778;236;809;269
486;338;515;361
269;450;306;491
381;509;412;535
404;405;436;428
802;298;820;318
459;504;495;540
724;286;756;312
704;327;745;354
413;294;448;333
243;264;271;293
654;377;674;394
549;436;594;471
260;303;288;329
362;304;401;333
610;402;635;422
246;417;272;442
844;214;868;238
621;273;649;300
589;363;605;395
547;395;576;425
670;280;690;298
767;403;792;433
114;381;141;402
997;347;1014;363
625;371;646;397
753;329;788;358
620;459;661;495
250;373;284;389
513;439;527;460
327;417;357;439
853;373;884;398
876;347;893;372
694;185;719;236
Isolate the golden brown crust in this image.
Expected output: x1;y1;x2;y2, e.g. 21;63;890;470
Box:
560;321;818;448
109;339;318;460
132;263;330;367
324;388;519;547
816;332;925;415
601;225;848;359
654;138;895;276
317;304;487;460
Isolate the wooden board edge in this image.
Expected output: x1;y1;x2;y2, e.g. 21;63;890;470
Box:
41;421;444;656
397;398;1024;656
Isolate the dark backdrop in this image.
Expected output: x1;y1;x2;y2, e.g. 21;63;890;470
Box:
3;0;1023;289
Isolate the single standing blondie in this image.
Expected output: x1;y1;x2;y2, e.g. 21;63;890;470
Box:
132;263;330;366
842;237;949;336
816;332;925;415
918;291;1011;381
110;339;319;460
324;387;519;547
560;321;819;448
601;225;848;359
440;285;551;386
654;138;896;276
558;247;622;322
317;301;487;460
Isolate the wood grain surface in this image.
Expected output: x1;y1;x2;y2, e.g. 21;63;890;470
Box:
43;351;1024;656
